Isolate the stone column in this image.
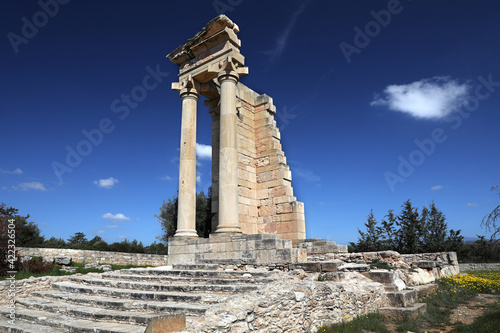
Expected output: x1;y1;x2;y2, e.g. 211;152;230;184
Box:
210;57;247;234
172;77;199;238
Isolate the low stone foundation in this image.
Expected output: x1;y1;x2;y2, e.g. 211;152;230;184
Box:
459;263;500;271
168;234;307;265
17;247;168;266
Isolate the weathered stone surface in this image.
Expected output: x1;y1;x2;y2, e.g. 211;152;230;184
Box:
145;314;186;333
54;256;72;266
19;247;168;266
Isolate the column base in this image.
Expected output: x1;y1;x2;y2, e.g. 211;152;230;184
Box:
174;229;199;238
214;225;242;234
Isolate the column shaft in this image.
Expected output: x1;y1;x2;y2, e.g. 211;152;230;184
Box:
215;75;241;234
175;93;199;238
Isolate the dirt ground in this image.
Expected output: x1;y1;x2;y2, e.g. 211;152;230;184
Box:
383;293;500;333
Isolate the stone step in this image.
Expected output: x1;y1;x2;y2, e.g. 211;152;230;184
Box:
33;291;207;315
363;270;406;291
52;281;203;302
172;264;219;270
68;276;259;293
120;268;273;278
102;273;276;285
385;289;418;307
15;297;159;325
0;307;145;333
379;303;427;320
0;316;67;333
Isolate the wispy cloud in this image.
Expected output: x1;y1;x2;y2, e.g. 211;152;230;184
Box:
466;203;478;207
13;182;47;191
294;168;321;183
261;2;309;66
371;76;470;119
196;171;201;184
105;224;119;229
196;143;212;160
161;175;174;181
102;213;130;221
431;185;443;191
0;168;23;175
118;235;127;239
93;177;119;189
97;230;106;234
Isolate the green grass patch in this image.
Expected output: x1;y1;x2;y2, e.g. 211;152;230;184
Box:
315;313;391;333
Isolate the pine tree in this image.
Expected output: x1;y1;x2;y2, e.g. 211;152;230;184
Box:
380;209;397;250
354;210;383;251
395;200;421;254
423;202;448;252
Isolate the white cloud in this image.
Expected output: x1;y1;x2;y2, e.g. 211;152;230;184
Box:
196;171;201;184
97;230;105;234
13;182;47;191
196;143;212;160
102;213;130;221
466;203;478;207
93;177;119;189
105;225;119;229
118;235;127;239
161;175;174;181
431;185;443;191
371;76;470;119
0;168;23;175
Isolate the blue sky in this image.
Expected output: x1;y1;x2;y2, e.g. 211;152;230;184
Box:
2;1;499;245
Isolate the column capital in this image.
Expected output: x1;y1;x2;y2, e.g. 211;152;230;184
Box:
172;75;201;99
208;55;248;84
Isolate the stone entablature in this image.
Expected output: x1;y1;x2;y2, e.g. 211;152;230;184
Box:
17;247;168;267
167;15;305;241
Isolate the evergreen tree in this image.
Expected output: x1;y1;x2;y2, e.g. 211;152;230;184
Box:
353;210;383;251
67;232;88;247
423;202;448;252
395;200;422;254
380;209;397;250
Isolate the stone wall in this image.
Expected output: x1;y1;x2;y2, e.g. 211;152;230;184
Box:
17;248;168;266
459;263;500;271
0;275;70;306
208;81;306;241
308;250;460;286
187;272;387;332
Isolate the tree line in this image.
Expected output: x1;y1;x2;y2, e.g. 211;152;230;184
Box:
350;199;500;262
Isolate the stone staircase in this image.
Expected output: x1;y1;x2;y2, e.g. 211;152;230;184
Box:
364;270;437;320
0;264;277;333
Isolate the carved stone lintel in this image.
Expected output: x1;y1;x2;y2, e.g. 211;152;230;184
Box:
208;56;248;84
171;74;201;98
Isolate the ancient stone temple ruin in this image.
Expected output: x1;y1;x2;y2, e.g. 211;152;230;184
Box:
0;15;461;333
167;15;312;265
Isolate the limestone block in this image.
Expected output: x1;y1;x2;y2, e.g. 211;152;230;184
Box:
277;203;293;214
258;204;277;217
256;188;269;199
238;196;259;206
238;186;255;199
238;153;253;166
268;185;293;197
238;178;258;190
276;222;293;234
145;314;186;333
55;256;72;266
